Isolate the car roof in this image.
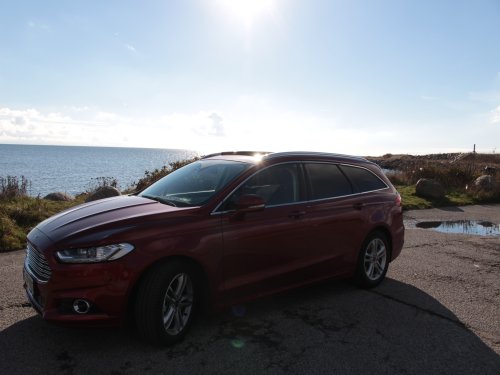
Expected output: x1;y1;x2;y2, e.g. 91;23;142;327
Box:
202;151;374;166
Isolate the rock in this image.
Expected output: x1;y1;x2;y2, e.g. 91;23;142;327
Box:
474;175;495;192
44;192;74;201
415;178;445;200
85;186;121;202
483;166;496;175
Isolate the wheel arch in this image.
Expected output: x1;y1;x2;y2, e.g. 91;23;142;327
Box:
369;225;393;260
126;255;213;323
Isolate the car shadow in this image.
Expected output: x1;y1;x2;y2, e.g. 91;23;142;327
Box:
1;278;498;375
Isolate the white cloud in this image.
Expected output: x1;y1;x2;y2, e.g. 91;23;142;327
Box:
125;44;137;53
208;113;225;136
0;108;125;146
95;111;119;122
3;102;497;156
69;106;90;112
27;20;49;30
0;107;230;150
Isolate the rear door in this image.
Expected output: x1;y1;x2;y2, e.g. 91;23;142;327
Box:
301;162;369;275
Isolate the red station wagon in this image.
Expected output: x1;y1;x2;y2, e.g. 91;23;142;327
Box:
23;151;404;345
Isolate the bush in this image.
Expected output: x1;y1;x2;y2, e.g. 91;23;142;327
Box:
0;176;31;199
86;177;119;193
387;159;483;191
133;157;199;192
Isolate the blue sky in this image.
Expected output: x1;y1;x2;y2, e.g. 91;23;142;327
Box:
0;0;499;155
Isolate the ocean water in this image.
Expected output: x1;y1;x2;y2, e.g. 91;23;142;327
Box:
0;144;198;197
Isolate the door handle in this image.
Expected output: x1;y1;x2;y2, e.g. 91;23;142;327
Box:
289;210;306;219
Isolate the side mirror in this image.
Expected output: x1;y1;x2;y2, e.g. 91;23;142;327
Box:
235;194;265;213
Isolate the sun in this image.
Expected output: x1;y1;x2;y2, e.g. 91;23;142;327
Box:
216;0;276;26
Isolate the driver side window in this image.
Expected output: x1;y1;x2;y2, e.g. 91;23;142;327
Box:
223;163;301;210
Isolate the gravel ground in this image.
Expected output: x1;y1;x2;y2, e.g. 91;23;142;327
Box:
0;204;498;374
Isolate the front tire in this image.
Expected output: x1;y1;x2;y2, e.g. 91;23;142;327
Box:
354;231;390;288
135;261;196;346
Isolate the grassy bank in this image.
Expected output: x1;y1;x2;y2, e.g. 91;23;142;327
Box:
0;197;84;250
378;152;500;209
0;158;198;252
1;154;499;251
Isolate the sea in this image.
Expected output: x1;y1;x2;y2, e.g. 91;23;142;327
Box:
0;144;198;197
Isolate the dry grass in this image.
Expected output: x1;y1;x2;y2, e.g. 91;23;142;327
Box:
383;154;500;208
0;196;83;251
0;176;31;199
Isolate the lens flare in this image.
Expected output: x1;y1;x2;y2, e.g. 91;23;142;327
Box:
231;338;245;349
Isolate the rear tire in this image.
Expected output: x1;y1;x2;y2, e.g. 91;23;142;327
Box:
134;261;197;346
354;231;390;288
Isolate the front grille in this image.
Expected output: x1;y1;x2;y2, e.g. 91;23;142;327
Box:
26;243;52;282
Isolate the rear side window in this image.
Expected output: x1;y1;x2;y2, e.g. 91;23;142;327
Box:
305;163;352;200
340;165;387;193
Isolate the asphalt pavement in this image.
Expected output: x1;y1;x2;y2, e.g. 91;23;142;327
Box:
1;204;499;374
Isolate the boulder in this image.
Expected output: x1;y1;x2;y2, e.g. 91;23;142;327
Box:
85;186;121;202
415;178;445;200
474;175;495;192
44;192;74;201
483;166;496;175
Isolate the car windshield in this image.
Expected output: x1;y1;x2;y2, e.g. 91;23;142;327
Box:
139;159;251;207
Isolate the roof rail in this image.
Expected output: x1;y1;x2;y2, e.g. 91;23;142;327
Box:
202;151;272;159
263;151;367;161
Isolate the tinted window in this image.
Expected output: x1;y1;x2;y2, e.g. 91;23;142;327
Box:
305;163;352;200
223;163;301;209
340;165;387;193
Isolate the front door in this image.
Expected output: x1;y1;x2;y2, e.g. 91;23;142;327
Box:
217;163;313;303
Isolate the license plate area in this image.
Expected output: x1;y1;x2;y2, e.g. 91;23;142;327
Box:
24;269;35;297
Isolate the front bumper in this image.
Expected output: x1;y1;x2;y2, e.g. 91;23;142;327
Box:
23;259;130;327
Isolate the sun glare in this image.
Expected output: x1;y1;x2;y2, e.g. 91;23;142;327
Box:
216;0;276;26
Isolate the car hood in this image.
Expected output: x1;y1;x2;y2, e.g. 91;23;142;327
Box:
35;195;183;245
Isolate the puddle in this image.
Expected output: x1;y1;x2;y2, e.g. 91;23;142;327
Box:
415;220;500;236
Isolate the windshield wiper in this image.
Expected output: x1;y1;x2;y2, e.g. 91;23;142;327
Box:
141;195;178;207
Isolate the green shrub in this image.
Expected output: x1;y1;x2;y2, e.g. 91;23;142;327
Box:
0;214;26;251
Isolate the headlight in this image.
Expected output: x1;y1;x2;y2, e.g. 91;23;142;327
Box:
56;243;134;263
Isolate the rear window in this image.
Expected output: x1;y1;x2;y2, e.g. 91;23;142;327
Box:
305;163;352;200
339;165;387;193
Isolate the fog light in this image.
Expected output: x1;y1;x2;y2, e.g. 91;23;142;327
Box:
73;299;91;314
